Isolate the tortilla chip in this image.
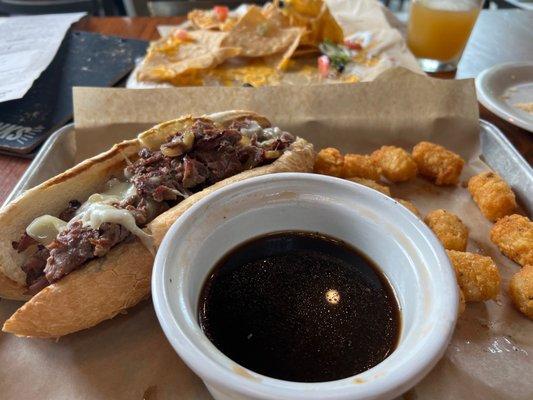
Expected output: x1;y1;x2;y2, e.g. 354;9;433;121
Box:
277;0;344;46
272;28;305;70
262;2;290;28
220;18;238;32
138;30;240;83
279;0;323;17
313;3;344;43
188;9;219;30
188;9;238;31
222;6;304;57
291;45;320;58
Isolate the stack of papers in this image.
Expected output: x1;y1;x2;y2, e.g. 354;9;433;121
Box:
0;12;86;103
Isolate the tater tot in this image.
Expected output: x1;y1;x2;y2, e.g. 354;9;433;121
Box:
425;209;468;251
446;250;500;302
342;154;381;180
395;198;421;217
509;265;533;319
412;141;465;185
459;289;466;315
490;214;533;268
314;148;344;177
347;177;391;196
371;145;418;182
468;171;517;221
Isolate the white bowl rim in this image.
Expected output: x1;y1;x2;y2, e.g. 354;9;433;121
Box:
475;61;533;133
152;172;459;400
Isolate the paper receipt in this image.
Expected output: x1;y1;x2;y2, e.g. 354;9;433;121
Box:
0;12;86;103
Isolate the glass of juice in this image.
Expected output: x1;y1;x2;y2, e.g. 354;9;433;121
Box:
407;0;483;73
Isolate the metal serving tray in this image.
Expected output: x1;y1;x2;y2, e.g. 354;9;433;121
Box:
3;120;533;215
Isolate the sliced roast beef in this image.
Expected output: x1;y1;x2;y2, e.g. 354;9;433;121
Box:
182;156;209;188
27;276;50;294
91;223;131;257
12;233;37;253
193;124;241;152
127;119;293;201
59;200;82;221
238;144;264;167
118;194;164;226
43;221;131;283
194;150;242;183
22;245;50;286
125;149;186;203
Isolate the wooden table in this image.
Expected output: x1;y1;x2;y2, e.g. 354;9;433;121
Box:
0;11;531;204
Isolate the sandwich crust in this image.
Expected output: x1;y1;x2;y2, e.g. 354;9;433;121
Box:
2;240;152;338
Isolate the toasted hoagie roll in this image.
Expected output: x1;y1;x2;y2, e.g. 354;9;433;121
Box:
1;111;314;338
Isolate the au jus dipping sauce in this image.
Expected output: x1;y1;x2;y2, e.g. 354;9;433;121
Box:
198;231;400;382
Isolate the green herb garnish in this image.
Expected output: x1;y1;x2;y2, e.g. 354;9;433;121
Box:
318;39;351;72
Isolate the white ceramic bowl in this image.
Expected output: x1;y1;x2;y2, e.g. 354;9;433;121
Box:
152;173;459;400
476;62;533;133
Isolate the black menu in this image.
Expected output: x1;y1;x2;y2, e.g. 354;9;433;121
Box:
0;30;148;156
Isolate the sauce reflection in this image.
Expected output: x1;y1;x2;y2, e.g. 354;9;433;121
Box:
325;289;340;305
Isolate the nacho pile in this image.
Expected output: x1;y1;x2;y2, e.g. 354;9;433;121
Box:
137;1;378;87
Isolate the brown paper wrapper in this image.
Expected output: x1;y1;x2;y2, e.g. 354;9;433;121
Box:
1;68;531;400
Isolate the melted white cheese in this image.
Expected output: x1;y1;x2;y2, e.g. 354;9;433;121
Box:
76;203;153;251
261;127;283;140
239;121;283;142
77;179;137;214
26;215;67;246
239;121;263;137
25;179;154;252
106;178;138;198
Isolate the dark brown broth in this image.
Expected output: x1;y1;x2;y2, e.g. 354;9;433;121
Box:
198;231;400;382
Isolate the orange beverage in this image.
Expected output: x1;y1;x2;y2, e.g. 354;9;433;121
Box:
407;0;482;70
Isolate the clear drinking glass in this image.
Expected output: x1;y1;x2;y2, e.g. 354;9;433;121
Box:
407;0;484;73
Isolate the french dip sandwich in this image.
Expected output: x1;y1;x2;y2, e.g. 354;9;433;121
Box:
0;111;314;338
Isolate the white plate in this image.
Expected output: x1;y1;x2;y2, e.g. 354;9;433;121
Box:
476;62;533;133
502;0;533;11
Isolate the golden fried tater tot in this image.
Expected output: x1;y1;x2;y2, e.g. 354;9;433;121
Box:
490;214;533;267
468;171;517;221
509;265;533;319
371;145;418;182
459;289;466;315
314;147;344;177
395;198;421;217
342;154;381;180
412;141;465;185
425;209;468;251
447;250;500;302
347;177;391;196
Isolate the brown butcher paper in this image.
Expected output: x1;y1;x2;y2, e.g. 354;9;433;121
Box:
0;68;531;400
